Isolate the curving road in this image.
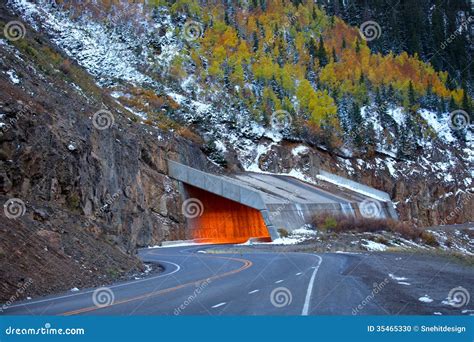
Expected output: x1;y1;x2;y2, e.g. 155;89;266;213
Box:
3;246;473;316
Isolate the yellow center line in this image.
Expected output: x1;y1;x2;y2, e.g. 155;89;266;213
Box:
60;254;253;316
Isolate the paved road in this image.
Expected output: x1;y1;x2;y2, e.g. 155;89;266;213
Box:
3;246;473;315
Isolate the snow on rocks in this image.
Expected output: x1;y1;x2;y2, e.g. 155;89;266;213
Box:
418;109;456;143
6;70;20;84
245;141;277;172
9;0;158;87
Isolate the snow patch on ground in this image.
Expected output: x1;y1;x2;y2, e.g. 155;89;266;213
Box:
265;227;317;245
384;158;397;177
6;70;20;84
388;107;405;126
292;145;309;156
245;141;277;172
9;0;162;87
418;295;433;303
418;109;455;143
149;241;203;248
388;273;408;281
362;239;387;251
292;227;317;235
269;236;307;245
316;172;390;202
442;297;466;307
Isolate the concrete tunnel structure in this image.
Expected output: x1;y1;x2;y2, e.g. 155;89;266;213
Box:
168;160;398;244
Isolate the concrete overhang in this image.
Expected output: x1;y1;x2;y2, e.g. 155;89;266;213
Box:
167;160;398;239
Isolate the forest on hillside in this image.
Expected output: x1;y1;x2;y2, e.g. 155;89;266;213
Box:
43;0;474;155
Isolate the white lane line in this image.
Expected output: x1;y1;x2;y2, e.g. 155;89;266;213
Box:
211;302;227;309
275;280;284;284
296;272;303;276
7;260;181;309
301;255;323;316
248;289;260;294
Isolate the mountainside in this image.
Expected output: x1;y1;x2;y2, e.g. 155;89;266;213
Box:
0;0;222;300
0;0;473;300
6;0;472;223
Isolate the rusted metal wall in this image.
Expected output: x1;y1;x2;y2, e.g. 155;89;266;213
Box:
185;185;271;244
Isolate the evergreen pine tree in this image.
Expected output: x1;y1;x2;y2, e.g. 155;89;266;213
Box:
349;102;363;149
449;96;457;111
317;36;328;67
365;122;377;156
252;31;259;52
374;88;389;129
421;82;438;111
355;39;360;54
461;86;471;114
308;37;317;58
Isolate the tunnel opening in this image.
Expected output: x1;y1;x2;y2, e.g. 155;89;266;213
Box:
184;185;272;244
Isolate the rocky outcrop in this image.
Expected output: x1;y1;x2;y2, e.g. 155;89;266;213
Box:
0;5;216;301
256;141;473;227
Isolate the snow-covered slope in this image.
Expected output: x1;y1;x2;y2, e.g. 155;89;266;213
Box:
6;0;473;226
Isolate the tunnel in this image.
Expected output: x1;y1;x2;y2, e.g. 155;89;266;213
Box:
184;185;272;244
168;160;398;245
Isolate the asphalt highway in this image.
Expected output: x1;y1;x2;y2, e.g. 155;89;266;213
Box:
3;245;472;316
